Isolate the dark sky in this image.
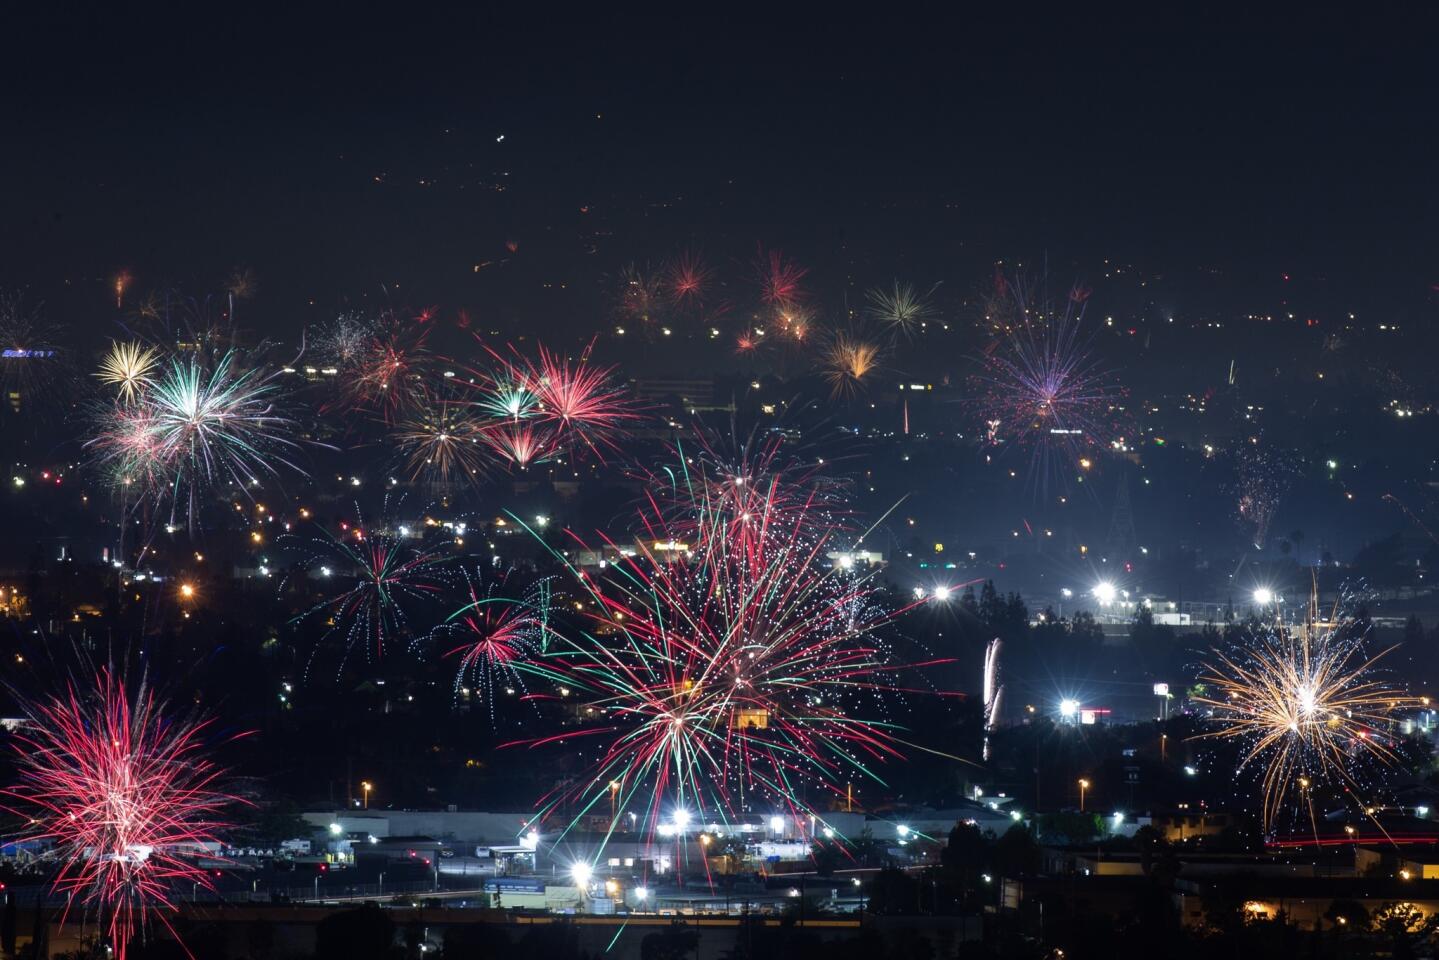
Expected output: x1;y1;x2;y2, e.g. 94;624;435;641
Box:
3;8;1436;333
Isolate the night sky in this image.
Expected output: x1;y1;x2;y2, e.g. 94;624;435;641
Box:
3;8;1436;335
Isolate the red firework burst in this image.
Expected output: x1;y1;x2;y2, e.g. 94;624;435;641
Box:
520;343;640;459
340;318;433;424
482;421;552;469
2;671;239;959
756;247;808;308
666;251;713;305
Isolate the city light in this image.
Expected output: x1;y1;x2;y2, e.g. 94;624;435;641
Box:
1060;699;1080;718
1252;587;1274;605
569;862;593;888
932;585;952;601
1092;581;1117;605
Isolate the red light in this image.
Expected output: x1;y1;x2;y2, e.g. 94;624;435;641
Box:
319;864;328;872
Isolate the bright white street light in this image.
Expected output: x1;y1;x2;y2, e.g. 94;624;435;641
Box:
1060;699;1080;719
1093;581;1117;605
932;585;952;601
570;862;593;888
672;809;691;829
1252;587;1274;605
896;824;911;837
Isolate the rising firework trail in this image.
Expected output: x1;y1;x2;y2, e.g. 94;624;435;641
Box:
982;638;1003;762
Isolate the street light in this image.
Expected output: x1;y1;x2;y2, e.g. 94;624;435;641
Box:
1252;587;1274;606
570;862;592;891
1078;779;1090;812
1092;581;1117;606
361;781;372;810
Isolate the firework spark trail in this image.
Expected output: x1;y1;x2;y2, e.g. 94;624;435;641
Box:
281;499;455;674
500;448;949;846
1192;595;1415;832
2;670;239;960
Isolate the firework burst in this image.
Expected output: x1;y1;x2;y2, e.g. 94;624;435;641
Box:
438;570;552;721
0;290;66;411
505;452;945;840
1192;596;1414;832
89;351;301;529
615;263;668;331
483;421;552;470
2;670;238;960
756;248;808;308
970;274;1124;488
95;341;161;403
666;251;714;307
821;330;883;398
1235;446;1300;549
865;281;937;339
519;343;640;459
282;498;455;673
339;316;433;423
312;311;375;368
393;394;491;484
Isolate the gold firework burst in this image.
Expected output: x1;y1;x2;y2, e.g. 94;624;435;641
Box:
1192;595;1414;831
822;331;881;397
95;341;160;402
